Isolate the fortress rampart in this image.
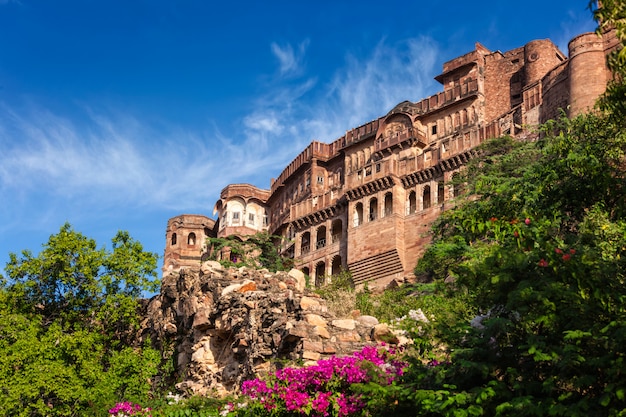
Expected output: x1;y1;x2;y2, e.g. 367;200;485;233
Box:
163;28;618;287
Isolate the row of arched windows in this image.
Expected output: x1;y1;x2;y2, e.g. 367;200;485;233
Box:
299;219;343;255
352;192;394;227
351;180;462;226
301;255;343;287
170;232;197;246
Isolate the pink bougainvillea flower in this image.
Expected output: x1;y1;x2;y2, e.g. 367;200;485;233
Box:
538;259;549;267
555;248;563;254
525;218;531;225
562;254;571;261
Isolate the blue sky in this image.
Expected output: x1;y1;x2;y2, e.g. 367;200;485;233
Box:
0;1;597;278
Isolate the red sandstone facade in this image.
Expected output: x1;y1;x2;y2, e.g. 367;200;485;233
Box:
163;29;619;287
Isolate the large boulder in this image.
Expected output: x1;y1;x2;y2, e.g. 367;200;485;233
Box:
139;262;399;397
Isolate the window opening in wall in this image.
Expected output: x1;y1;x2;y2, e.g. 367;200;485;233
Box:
317;176;324;184
263;215;268;226
369;197;378;221
384;192;393;217
408;191;417;214
232;212;240;225
316;225;326;249
315;262;326;287
423;185;431;210
188;232;196;246
365;166;372;176
353;203;363;227
331;219;342;243
431;125;437;135
248;213;255;225
305;177;311;188
331;256;342;275
375;163;381;173
171;233;177;245
438;182;445;204
301;232;311;255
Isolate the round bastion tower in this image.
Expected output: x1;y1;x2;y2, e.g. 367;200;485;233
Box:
162;214;216;276
523;39;567;86
568;32;609;117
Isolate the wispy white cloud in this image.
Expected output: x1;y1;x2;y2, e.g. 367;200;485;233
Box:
0;34;439;231
270;40;310;77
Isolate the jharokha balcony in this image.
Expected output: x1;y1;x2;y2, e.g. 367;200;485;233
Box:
374;127;427;153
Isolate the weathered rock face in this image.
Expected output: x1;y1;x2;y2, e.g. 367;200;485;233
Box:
139;261;391;397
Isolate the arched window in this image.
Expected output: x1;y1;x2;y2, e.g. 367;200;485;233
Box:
188;232;196;245
171;233;177;245
301;232;311;255
315;262;326;287
438;182;445;204
408;191;417;214
384;192;393;217
353;203;363;227
423;186;431;210
316;225;327;249
369;197;378;221
331;219;342;243
331;255;342;276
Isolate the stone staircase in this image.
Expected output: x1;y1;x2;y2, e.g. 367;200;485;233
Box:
348;249;404;286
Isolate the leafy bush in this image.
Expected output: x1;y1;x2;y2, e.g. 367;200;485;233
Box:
313;270;357;318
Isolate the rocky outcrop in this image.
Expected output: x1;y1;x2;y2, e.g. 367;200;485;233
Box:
139;261;394;397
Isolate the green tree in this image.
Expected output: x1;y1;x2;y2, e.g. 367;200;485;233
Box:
399;109;626;415
207;232;294;272
5;223;159;334
0;224;162;416
591;0;626;125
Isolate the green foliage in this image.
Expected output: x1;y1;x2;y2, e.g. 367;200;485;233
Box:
313;270;357;318
591;0;626;127
415;235;469;281
206;232;294;272
403;106;626;413
0;224;163;416
5;223;159;334
148;395;227;417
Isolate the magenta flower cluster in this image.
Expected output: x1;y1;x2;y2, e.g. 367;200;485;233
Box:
108;401;152;417
240;344;407;417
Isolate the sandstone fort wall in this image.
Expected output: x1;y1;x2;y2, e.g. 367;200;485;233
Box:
164;28;617;288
